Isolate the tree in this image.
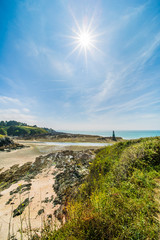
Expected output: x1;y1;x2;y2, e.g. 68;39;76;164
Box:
0;121;5;127
0;128;7;135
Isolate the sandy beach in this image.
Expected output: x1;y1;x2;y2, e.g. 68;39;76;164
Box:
0;140;100;239
0;140;100;172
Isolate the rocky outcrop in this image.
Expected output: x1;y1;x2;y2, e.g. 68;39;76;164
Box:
53;150;94;199
51;150;95;222
32;150;96;222
0;137;13;147
13;198;29;217
0;155;53;191
18;133;123;142
0;136;24;151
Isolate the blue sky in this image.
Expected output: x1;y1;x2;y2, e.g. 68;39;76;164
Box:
0;0;160;131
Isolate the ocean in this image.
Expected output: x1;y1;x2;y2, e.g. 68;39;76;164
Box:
63;130;160;140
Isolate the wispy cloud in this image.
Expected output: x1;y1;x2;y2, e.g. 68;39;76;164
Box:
139;32;160;66
0;96;21;105
84;27;160;116
25;41;74;77
122;2;148;20
95;91;160;115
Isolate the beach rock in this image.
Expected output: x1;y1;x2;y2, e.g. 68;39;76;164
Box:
13;198;29;217
0;136;25;151
43;150;96;222
38;208;44;216
5;196;14;205
0;163;32;190
10;183;32;195
0;137;13;147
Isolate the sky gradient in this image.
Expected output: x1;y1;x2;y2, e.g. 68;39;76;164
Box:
0;0;160;131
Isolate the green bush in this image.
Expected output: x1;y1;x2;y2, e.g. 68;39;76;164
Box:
114;139;160;182
0;128;7;135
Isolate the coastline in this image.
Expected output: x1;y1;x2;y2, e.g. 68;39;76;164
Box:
0;140;102;172
0;142;97;240
62;130;160;139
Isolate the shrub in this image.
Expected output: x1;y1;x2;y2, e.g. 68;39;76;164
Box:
0;128;7;135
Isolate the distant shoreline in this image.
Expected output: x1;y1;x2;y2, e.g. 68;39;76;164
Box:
60;130;160;140
14;133;122;143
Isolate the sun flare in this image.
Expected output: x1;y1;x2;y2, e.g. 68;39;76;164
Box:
67;14;101;63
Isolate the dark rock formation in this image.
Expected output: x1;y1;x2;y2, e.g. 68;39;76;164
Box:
0;137;13;147
0;136;24;151
38;208;44;216
50;150;95;222
10;183;32;195
13;198;29;217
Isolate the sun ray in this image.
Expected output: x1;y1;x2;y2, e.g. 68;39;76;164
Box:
66;44;81;58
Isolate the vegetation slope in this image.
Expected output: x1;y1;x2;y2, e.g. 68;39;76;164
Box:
39;137;160;240
0;120;56;137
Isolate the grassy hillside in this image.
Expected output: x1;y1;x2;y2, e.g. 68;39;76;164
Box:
40;137;160;240
0;120;55;137
7;125;47;136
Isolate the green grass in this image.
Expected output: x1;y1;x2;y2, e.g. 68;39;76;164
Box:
39;137;160;240
0;125;48;137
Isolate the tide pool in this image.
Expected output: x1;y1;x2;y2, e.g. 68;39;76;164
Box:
44;142;112;147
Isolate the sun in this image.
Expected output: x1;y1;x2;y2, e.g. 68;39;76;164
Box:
78;31;92;48
70;27;96;53
67;14;101;63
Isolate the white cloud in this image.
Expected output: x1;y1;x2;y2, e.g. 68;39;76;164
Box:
0;97;37;125
22;108;30;113
0;109;36;125
0;96;21;105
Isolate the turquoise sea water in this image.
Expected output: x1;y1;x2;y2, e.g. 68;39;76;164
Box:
64;130;160;140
